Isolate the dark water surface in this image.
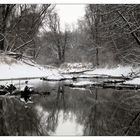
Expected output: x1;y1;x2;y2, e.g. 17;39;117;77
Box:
0;79;140;136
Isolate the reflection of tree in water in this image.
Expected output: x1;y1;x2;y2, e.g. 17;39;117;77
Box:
84;88;99;135
106;90;140;136
0;99;7;135
83;89;140;136
36;84;140;135
45;85;66;133
0;97;45;136
3;85;139;136
43;86;94;135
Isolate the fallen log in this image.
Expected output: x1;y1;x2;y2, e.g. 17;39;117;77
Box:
0;76;44;81
61;69;95;74
93;83;140;90
65;82;140;90
63;74;132;81
64;82;102;88
103;80;125;84
40;77;67;81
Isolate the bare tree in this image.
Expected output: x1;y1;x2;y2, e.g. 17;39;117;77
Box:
83;4;140;66
0;4;54;60
85;5;103;67
45;12;69;64
0;4;16;50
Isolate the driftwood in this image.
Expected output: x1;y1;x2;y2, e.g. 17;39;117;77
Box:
65;81;140;90
0;76;45;81
61;69;94;74
41;74;133;82
40;77;68;81
63;73;134;80
103;80;125;84
41;74;140;91
101;84;140;90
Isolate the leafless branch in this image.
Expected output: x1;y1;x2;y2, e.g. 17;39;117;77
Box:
12;39;33;52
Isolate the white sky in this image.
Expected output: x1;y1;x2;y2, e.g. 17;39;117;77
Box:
56;5;86;30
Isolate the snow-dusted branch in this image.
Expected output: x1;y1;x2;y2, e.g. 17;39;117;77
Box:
12;39;33;52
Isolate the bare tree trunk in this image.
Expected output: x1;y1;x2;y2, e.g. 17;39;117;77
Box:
57;42;65;64
61;31;68;64
95;6;100;67
96;48;99;67
89;5;100;67
0;4;15;50
57;43;62;64
0;5;8;50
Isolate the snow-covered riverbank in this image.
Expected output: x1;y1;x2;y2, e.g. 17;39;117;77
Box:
0;55;63;80
1;55;140;87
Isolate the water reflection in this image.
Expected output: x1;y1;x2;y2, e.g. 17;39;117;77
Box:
84;88;98;136
0;97;47;136
1;80;140;136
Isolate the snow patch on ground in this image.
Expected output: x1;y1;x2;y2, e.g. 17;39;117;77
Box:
0;55;63;80
62;74;73;79
0;63;62;80
84;65;138;77
1;56;140;86
124;78;140;85
59;62;93;73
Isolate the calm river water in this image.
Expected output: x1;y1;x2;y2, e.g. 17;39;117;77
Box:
0;79;140;136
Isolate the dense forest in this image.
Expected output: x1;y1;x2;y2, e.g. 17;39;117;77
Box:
1;4;140;67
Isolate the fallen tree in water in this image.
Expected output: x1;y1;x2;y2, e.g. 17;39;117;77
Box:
61;68;140;90
64;78;140;90
65;82;140;90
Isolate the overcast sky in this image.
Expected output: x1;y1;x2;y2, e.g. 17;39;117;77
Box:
56;4;86;30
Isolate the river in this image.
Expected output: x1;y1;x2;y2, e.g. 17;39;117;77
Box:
0;79;140;136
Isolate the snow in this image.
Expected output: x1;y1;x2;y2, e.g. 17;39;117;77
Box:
124;78;140;85
62;74;73;79
1;55;140;87
0;63;62;80
59;62;93;73
84;65;138;77
0;55;63;80
73;81;95;86
60;64;140;85
60;64;140;78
